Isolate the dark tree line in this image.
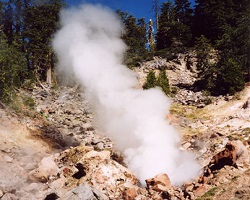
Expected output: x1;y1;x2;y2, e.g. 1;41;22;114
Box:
119;0;249;95
0;0;65;102
116;10;148;67
0;0;249;102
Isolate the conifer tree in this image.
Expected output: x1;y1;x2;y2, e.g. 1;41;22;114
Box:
0;32;27;102
156;0;193;50
174;0;193;25
156;70;170;95
143;70;157;89
23;0;65;81
194;35;217;91
215;57;244;95
156;1;175;50
2;1;14;44
143;70;170;96
116;11;147;66
192;0;247;95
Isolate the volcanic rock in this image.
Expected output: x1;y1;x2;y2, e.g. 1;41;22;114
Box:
193;185;207;197
3;155;13;163
146;173;171;192
242;97;250;109
199;140;249;186
1;60;250;199
29;156;59;182
208;140;249;172
1;193;19;200
60;184;108;200
231;140;249;168
123;187;137;200
52;146;138;199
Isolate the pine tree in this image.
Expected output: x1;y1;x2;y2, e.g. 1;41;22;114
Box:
156;1;175;50
156;0;193;50
0;32;27;102
194;35;217;91
116;11;147;67
193;0;235;43
152;0;159;31
234;0;250;81
23;0;65;82
143;70;157;89
215;57;244;95
2;1;14;44
192;0;247;95
156;70;170;95
143;70;170;96
174;0;193;25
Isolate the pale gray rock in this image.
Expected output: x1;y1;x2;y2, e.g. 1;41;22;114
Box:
3;155;13;163
60;184;107;200
29;156;59;182
1;193;19;200
0;190;3;198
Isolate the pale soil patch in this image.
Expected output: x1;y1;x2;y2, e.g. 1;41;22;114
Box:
206;86;250;117
0;109;52;194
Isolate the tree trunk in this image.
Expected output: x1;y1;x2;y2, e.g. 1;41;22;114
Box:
46;65;52;85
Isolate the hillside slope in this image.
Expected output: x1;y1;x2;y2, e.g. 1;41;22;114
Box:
0;55;249;199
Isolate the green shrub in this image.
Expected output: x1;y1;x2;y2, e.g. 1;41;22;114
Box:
204;97;212;105
197;187;218;200
171;86;178;94
22;95;36;109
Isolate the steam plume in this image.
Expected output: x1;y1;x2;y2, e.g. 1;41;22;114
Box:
52;4;200;185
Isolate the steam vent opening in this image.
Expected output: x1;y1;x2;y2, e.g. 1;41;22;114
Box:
72;163;86;179
44;193;59;200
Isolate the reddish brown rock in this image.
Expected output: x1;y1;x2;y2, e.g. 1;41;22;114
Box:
146;173;171;192
208;140;249;172
204;142;237;176
231;140;249;168
123;187;137;200
194;185;207;197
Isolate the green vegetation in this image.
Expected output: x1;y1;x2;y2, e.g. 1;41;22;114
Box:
170;103;211;121
168;0;247;95
157;70;170;95
0;0;249;103
143;70;157;90
229;128;250;143
156;0;192;50
8;93;37;117
143;70;170;96
197;187;218;200
119;0;249;96
22;95;36;109
0;0;65;103
0;33;27;102
116;10;148;67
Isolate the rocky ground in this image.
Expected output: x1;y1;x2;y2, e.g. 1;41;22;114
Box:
0;54;249;199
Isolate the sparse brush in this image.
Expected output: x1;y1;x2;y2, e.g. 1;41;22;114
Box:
22;95;36;109
196;187;218;200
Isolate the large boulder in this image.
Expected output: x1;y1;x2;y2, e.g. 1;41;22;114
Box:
146;173;171;192
60;184;108;200
208;140;249;172
29;156;59;182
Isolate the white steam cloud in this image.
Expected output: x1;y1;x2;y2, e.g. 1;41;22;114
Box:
52;4;200;185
